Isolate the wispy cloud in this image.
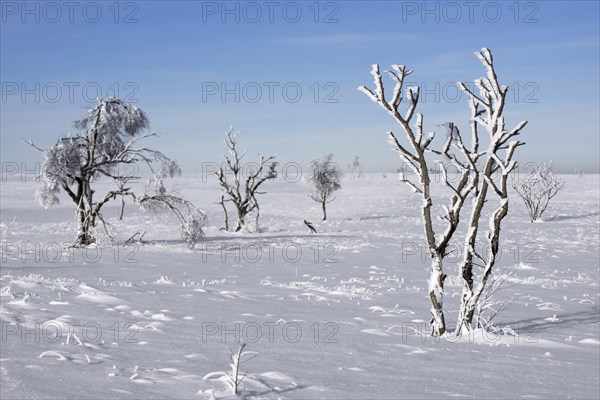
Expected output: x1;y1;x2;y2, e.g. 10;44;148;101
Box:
275;33;420;46
512;38;600;52
275;33;377;45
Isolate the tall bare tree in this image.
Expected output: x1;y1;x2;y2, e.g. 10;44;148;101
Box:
453;49;527;335
359;48;527;336
216;128;277;232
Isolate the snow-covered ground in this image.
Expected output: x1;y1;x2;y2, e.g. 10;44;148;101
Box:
1;173;599;399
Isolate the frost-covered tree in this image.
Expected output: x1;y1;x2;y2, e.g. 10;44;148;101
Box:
360;48;527;336
27;97;205;247
512;162;564;222
216;128;277;232
309;153;342;221
349;155;362;178
138;186;207;248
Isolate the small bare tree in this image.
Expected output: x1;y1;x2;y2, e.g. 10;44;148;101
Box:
26;98;202;247
216;128;277;232
359;48;527;336
512;162;565;222
309;153;342;221
349;155;362;178
203;342;257;396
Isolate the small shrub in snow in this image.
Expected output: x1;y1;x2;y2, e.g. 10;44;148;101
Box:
512;162;565;222
203;342;257;396
308;153;342;221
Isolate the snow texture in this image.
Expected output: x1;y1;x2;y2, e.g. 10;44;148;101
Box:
1;173;599;399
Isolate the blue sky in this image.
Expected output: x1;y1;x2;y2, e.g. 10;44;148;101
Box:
1;0;599;173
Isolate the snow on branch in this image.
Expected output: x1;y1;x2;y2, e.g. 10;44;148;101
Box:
360;48;528;336
25;97;197;247
216;127;277;232
138;193;207;247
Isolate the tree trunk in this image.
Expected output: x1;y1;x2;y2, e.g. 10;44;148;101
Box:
75;206;95;246
456;300;477;333
419;163;447;336
428;255;447;336
233;202;246;232
456;268;475;334
118;197;125;221
454;161;492;335
456;199;509;333
234;212;245;232
234;219;244;232
321;201;327;221
220;195;229;231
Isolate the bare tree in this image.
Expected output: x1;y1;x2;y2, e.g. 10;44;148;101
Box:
359;66;472;336
349;155;362;178
453;50;527;334
26;97;204;247
512;162;565;222
218;194;229;231
309;153;342;221
359;48;527;336
203;343;258;396
216;128;277;232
